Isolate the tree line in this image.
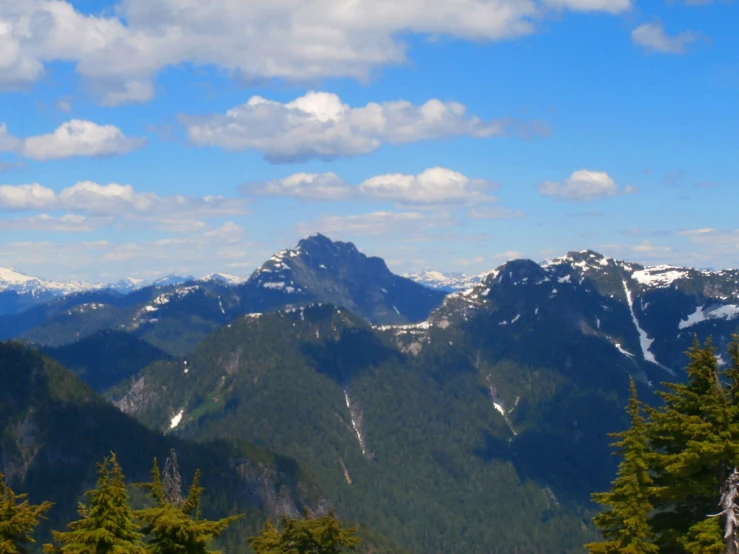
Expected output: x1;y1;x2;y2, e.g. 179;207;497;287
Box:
0;449;359;554
587;336;739;553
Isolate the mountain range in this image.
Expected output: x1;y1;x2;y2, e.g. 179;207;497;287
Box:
3;235;739;553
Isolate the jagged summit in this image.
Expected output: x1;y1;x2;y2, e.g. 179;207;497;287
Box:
241;234;445;325
297;232;359;254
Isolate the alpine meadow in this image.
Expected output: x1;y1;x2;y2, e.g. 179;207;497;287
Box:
0;0;737;552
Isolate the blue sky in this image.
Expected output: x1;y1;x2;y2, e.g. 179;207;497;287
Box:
0;0;736;281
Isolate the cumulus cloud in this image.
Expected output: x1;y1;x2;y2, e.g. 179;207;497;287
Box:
243;172;354;201
358;167;497;205
181;92;533;163
0;183;56;210
20;120;146;160
244;167;502;206
0;120;145;160
0;0;630;104
631;23;699;54
0;181;248;233
538;170;636;201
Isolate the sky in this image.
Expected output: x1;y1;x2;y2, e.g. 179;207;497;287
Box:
0;0;737;282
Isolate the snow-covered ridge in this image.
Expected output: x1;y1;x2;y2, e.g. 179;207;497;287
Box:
0;267;250;300
0;267;102;295
403;270;487;291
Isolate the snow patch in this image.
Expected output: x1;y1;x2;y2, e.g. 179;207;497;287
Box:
632;265;688;287
170;409;184;429
679;304;739;329
622;280;669;371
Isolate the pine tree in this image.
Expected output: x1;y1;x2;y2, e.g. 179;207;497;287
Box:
585;377;659;554
248;508;360;554
0;473;52;554
646;337;739;553
135;452;243;554
43;453;146;554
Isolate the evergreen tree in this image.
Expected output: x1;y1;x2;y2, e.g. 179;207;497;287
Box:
585;377;659;554
248;508;360;554
0;473;52;554
135;453;243;554
43;453;146;554
646;337;739;553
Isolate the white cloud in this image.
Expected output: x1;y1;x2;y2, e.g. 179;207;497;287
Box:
358;167;497;205
538;170;636;201
0;124;21;152
0;214;98;232
58;181;153;213
244;172;354;201
0;183;56;210
631;23;699;54
296;210;454;238
0;182;248;234
181;92;529;163
0;0;630;104
19;120;146;161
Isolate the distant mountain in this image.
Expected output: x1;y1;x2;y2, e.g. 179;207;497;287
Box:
237;233;446;324
152;274;195;287
428;249;739;372
200;272;248;285
2;235;447;356
403;270;486;291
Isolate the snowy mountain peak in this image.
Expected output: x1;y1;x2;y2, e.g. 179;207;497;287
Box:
403;270;486;292
200;272;248;285
0;267;99;295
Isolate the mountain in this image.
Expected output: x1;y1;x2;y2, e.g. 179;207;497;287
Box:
152;274;195;287
106;249;739;552
236;234;446;324
1;235;446;357
0;268;105;317
402;270;486;291
111;303;603;553
200;272;248;285
40;330;172;392
0;341;340;552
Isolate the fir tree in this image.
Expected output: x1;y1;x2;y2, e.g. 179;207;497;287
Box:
0;473;52;554
585;377;659;554
135;453;243;554
646;337;739;553
248;508;360;554
43;453;146;554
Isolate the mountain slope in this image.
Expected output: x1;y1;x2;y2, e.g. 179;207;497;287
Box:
112;304;601;553
0;341;404;552
40;330;171;392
